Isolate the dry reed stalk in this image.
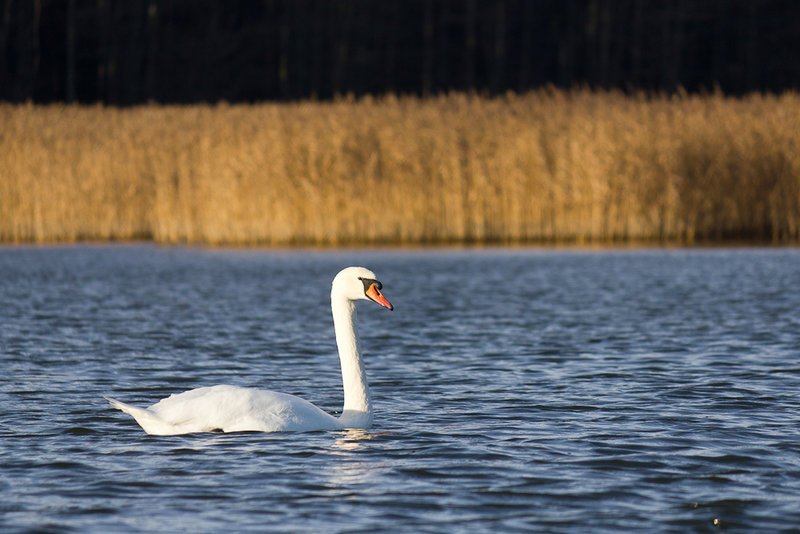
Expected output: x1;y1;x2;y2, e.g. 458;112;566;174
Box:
1;90;799;245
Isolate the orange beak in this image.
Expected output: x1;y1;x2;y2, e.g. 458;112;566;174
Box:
366;283;393;310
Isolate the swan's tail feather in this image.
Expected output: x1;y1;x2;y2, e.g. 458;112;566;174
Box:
105;395;133;413
105;395;168;435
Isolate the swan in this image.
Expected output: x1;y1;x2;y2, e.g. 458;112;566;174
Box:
105;266;393;435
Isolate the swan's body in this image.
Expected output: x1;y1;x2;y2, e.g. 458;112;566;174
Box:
106;385;341;434
106;266;392;435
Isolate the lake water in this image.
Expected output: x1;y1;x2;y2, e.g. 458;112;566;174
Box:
1;245;799;533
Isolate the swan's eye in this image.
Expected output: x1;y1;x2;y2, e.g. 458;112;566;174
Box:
359;277;380;294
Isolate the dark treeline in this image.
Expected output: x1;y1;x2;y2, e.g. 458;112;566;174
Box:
2;0;799;105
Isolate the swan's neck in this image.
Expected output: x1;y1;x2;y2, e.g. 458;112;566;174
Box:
331;296;373;428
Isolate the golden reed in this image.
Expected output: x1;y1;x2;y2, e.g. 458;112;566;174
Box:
2;89;799;245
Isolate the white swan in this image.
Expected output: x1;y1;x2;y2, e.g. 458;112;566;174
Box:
106;266;393;435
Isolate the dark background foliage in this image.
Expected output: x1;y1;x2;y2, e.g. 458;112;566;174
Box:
2;0;799;104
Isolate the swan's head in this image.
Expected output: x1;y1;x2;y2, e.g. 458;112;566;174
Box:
332;266;393;310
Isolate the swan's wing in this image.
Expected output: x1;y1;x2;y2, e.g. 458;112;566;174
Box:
245;387;344;432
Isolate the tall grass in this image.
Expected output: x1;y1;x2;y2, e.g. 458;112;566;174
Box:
2;89;799;245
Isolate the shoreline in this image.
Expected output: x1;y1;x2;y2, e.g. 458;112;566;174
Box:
3;90;799;246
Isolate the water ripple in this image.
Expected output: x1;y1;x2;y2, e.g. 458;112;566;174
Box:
1;247;800;532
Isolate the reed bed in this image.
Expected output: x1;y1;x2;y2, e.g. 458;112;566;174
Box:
2;89;799;245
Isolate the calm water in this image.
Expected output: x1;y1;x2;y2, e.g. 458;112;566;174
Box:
1;246;799;533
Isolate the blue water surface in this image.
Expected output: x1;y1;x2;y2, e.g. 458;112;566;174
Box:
1;246;799;533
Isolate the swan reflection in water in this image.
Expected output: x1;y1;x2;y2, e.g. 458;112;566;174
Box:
328;429;391;487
